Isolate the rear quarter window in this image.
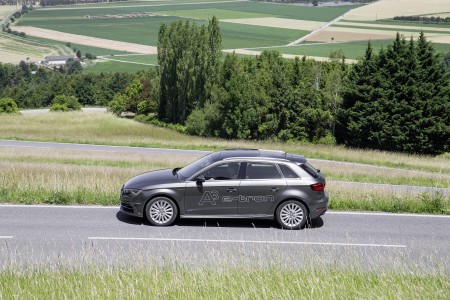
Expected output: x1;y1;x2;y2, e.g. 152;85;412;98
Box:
278;164;300;178
300;162;320;178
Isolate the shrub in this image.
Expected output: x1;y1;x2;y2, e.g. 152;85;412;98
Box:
0;97;19;113
50;103;69;112
107;93;126;116
50;95;81;111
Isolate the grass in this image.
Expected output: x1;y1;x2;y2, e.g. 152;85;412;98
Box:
0;33;62;63
0;113;450;214
331;23;450;35
84;60;155;74
1;112;449;175
1;265;448;299
258;40;450;60
157;8;272;20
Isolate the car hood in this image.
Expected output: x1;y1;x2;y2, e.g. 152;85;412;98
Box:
124;168;182;189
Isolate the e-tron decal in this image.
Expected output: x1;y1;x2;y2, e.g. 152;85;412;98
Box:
198;190;220;205
199;190;275;205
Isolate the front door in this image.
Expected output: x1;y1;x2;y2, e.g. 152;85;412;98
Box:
184;162;242;215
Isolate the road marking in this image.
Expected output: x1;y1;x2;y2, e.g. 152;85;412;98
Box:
327;211;450;218
88;237;406;248
0;236;13;239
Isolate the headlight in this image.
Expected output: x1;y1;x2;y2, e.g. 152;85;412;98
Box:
121;188;141;197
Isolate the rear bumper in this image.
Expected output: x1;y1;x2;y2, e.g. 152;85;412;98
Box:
308;194;328;219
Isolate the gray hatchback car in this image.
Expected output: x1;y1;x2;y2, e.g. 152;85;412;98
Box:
120;149;328;229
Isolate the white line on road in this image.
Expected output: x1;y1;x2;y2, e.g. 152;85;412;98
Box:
88;237;407;248
0;236;13;239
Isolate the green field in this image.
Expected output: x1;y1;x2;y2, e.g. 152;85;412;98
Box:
261;40;450;60
340;19;450;29
332;23;450;35
84;61;153;73
16;1;359;50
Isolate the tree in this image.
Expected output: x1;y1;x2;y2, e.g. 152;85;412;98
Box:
336;33;450;155
157;17;222;124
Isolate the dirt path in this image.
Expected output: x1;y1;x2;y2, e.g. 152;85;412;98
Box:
11;26;157;54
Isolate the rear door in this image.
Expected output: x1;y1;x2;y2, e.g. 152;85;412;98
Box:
238;162;286;215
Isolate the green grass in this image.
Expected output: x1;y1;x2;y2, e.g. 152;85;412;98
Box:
16;1;359;51
158;8;272;20
260;40;450;60
1;266;448;299
101;54;158;64
1;112;449;174
340;19;450;29
84;60;155;73
332;23;450;35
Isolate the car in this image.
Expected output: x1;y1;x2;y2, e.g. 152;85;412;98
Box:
120;149;328;229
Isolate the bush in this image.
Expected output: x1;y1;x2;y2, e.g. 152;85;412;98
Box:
107;93;126;116
0;97;19;113
50;95;81;111
50;103;69;112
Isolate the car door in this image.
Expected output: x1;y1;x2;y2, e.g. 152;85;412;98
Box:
238;162;286;215
184;162;242;215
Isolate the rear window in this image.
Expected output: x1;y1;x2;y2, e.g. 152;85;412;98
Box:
300;162;320;178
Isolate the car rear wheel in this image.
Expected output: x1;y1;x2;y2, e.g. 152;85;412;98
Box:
276;200;307;230
145;197;178;226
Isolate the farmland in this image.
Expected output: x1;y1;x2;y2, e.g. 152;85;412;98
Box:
2;0;449;69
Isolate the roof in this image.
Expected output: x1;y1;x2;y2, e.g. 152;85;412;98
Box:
214;149;306;164
45;56;75;61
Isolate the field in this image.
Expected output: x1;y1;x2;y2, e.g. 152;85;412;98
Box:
2;0;448;70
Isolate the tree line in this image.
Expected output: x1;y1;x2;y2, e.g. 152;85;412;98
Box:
0;62;156;109
393;15;450;24
154;20;449;154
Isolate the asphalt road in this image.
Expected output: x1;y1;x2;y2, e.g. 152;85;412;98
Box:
0;205;448;270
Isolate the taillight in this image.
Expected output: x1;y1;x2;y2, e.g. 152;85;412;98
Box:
310;182;325;191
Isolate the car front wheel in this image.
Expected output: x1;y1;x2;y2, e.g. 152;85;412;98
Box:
276;200;307;230
145;197;178;226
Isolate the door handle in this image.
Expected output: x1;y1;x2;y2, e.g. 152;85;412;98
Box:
270;187;279;192
227;187;237;193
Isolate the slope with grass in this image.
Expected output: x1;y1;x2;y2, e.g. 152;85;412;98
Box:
0;112;448;213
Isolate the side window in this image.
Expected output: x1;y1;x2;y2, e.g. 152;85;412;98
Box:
279;164;299;178
200;162;241;180
245;162;281;179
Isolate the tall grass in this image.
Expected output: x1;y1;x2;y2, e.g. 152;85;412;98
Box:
0;147;448;213
1;266;448;299
1;112;449;175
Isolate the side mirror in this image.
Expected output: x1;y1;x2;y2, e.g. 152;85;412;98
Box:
196;175;206;183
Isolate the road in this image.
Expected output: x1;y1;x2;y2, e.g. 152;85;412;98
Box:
0;205;448;270
1;139;448;195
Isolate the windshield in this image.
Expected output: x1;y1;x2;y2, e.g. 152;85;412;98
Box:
177;153;214;179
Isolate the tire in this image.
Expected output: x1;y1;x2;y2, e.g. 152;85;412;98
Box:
276;200;307;230
145;197;178;226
